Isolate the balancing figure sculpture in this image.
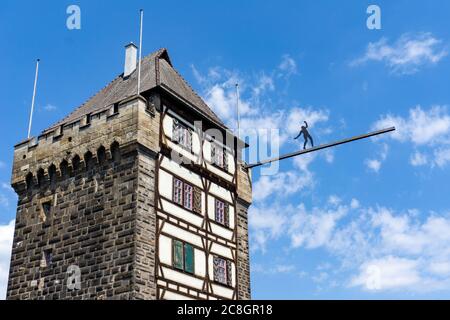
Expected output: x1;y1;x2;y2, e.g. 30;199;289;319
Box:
294;121;314;150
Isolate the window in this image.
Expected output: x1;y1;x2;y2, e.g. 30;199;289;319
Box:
173;177;201;213
211;143;228;170
173;178;183;205
41;249;53;268
172;239;194;274
184;184;193;210
213;256;232;286
172;119;192;151
215;199;229;227
40;201;52;223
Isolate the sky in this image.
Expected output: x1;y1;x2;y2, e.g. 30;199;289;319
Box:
1;0;450;299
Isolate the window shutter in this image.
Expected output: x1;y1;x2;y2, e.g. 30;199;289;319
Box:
172;119;178;142
211;144;216;164
184;243;194;274
193;187;202;214
188;129;193;151
224;203;230;228
173;240;184;270
213;257;220;283
226;260;233;287
223;150;228;171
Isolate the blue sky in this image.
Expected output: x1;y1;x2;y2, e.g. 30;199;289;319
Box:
1;0;450;299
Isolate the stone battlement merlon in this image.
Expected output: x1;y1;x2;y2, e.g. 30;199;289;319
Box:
11;95;154;192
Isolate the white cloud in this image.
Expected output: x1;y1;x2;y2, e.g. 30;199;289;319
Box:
350;199;360;209
289;203;348;249
372;105;450;168
434;148;450;168
250;192;450;293
192;56;331;173
278;54;298;78
287;107;329;136
410;151;428;166
43;104;57;111
365;143;389;173
374;105;450;145
365;159;381;173
351;256;421;291
352;32;447;74
252;263;296;275
328;195;342;206
253;170;313;202
0;220;14;299
248;204;291;252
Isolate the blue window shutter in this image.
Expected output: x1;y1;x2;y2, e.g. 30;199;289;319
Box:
184;243;194;273
173;240;184;270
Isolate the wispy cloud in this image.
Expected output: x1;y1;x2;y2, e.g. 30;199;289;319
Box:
351;33;447;75
277;54;298;78
43;104;57;112
365;143;389;173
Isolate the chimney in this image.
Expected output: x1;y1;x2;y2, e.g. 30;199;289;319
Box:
124;42;137;78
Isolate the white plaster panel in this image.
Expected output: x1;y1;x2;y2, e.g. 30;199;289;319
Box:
163;290;194;300
211;284;234;299
159;234;172;266
162;221;203;248
210;242;233;260
194;249;206;277
160;156;202;188
158;169;173;200
162;267;204;290
160;200;204;227
209;183;233;202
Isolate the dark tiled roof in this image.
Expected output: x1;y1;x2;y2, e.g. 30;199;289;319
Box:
44;48;224;133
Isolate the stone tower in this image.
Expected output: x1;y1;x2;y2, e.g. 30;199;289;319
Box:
6;46;252;300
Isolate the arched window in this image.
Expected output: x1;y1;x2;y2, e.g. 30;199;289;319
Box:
97;146;106;165
60;160;69;178
110;142;121;164
72;155;81;172
26;172;34;190
37;168;45;187
48;164;57;186
84;151;93;171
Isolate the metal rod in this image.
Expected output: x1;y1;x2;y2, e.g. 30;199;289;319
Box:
245;126;396;169
27;59;40;139
137;9;143;95
235;83;240;139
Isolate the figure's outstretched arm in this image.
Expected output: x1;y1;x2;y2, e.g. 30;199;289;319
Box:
304;121;308;128
294;131;301;139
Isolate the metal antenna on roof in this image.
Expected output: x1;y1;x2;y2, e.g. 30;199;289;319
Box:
137;9;144;95
235;83;241;139
27;59;40;139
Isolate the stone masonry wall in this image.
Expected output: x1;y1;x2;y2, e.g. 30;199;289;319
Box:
236;199;251;300
6;97;159;300
7;148;139;299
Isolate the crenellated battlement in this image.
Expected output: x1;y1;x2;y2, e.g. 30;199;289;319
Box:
11;95;158;193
